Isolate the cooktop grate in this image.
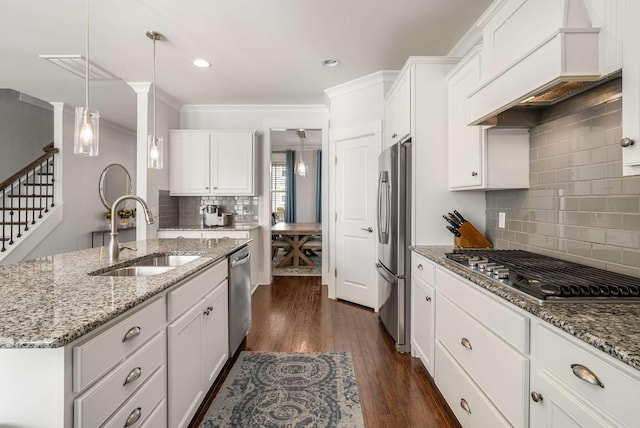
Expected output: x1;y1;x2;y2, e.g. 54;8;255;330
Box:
445;249;640;301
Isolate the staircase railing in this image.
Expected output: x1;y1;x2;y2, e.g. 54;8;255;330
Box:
0;143;59;253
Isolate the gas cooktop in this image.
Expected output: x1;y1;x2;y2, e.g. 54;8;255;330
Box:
445;249;640;303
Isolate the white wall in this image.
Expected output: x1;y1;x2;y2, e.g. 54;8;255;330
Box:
0;89;53;182
25;108;136;258
295;150;320;222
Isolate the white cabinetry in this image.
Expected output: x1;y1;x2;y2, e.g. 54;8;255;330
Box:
434;267;530;428
158;228;260;289
169;130;256;196
447;47;530;190
167;260;228;428
622;0;640;176
530;322;640;428
410;252;435;375
384;70;411;148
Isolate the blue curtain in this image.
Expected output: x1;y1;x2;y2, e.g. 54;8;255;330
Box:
285;150;297;223
316;150;322;223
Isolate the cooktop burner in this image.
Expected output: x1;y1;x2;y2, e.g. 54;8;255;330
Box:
445;249;640;303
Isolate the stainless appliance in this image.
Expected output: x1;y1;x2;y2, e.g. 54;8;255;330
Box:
203;205;219;227
445;249;640;303
376;140;411;352
228;245;252;357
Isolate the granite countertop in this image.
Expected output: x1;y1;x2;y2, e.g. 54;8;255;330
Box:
412;245;640;373
159;225;260;232
0;238;250;349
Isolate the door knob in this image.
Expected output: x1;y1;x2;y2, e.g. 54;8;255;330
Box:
361;227;374;233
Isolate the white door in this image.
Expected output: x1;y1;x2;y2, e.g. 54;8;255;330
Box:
335;133;380;309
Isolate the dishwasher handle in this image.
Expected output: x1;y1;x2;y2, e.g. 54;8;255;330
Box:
231;250;251;267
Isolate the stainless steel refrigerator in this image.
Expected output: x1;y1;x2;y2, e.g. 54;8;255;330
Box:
376;140;411;353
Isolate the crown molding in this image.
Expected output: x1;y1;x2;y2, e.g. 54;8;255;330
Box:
324;70;399;99
180;104;328;114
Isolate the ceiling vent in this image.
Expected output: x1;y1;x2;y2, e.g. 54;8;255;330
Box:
39;55;119;81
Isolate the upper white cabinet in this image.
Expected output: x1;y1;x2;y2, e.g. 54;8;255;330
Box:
384;70;411;148
169;130;257;196
622;0;640;176
447;47;530;190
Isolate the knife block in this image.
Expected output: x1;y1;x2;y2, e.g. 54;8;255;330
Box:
454;222;493;249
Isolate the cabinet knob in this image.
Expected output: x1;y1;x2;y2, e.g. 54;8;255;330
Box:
530;391;543;403
471;171;478;177
425;296;431;302
460;398;472;414
123;367;142;386
392;133;398;139
571;364;605;388
417;264;424;271
620;137;635;148
461;337;473;350
124;407;142;427
205;186;209;189
122;326;141;343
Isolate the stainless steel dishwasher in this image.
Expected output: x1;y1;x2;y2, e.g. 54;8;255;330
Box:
228;245;251;358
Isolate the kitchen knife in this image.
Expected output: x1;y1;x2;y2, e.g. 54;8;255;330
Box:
446;225;461;237
447;213;462;228
453;210;467;224
443;215;460;229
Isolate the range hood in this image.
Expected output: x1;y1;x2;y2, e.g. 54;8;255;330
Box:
468;0;603;126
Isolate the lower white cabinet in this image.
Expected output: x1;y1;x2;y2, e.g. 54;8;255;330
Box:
167;262;228;428
411;252;435;375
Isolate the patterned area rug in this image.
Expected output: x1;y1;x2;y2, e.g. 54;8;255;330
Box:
199;352;364;428
272;251;322;277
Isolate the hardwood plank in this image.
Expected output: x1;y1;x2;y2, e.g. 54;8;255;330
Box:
190;276;460;428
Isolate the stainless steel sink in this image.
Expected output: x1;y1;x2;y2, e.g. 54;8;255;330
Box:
98;266;176;277
131;255;201;267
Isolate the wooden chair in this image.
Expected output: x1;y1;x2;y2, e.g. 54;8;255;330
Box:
272;236;291;259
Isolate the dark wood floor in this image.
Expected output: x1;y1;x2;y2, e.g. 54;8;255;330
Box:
192;276;460;428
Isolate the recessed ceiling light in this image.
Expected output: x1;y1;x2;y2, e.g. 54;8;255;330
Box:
322;59;340;67
193;59;211;68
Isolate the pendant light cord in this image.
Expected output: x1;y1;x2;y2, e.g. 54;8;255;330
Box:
85;0;90;113
152;35;157;142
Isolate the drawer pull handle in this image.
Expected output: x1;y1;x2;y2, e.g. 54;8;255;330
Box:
460;398;471;414
124;407;142;427
425;296;431;302
461;337;472;350
571;364;604;388
530;391;543;403
122;326;141;342
471;171;478;177
417;264;424;271
123;367;142;386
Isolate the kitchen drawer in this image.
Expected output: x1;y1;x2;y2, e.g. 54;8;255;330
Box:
74;331;166;428
139;399;167;428
102;365;167;428
73;296;166;392
537;323;640;427
168;260;227;321
437;294;528;428
411;252;435;286
435;341;511;428
436;266;529;353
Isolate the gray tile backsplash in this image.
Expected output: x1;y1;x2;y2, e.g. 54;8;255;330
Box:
161;195;259;228
486;96;640;277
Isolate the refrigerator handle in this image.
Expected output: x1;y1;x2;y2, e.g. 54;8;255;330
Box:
376;262;397;283
378;171;389;244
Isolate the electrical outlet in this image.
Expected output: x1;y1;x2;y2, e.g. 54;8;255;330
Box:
498;212;506;229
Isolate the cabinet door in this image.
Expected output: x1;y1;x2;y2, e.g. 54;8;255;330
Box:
202;280;229;390
394;71;411;142
210;132;254;195
530;370;614;428
622;0;640;176
411;274;434;375
448;50;484;189
169;131;211;195
167;303;204;428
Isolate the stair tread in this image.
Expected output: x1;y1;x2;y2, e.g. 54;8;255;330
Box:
0;222;29;225
8;195;54;198
0;207;45;211
23;183;54;186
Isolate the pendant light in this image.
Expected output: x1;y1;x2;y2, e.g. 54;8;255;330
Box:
294;129;308;177
146;31;165;169
74;0;99;156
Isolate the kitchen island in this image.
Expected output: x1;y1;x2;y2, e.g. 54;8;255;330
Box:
412;245;640;428
0;237;249;428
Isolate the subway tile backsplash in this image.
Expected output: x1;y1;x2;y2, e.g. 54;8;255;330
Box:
486;97;640;277
163;195;259;228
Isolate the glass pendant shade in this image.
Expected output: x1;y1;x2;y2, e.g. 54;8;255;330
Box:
294;157;307;177
147;135;163;169
74;107;99;156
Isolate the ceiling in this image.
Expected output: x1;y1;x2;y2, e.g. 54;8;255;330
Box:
1;0;492;131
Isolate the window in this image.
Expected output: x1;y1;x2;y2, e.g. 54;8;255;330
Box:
271;159;286;222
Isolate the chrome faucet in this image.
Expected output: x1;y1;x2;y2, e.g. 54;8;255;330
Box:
109;195;155;263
